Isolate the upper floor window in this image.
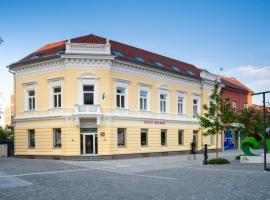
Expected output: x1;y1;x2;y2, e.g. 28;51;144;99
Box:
140;90;148;111
28;90;35;111
192;95;200;117
160;94;167;113
177;93;186;115
116;87;126;108
53;87;62;108
232;102;237;115
83;85;94;105
243;103;248;110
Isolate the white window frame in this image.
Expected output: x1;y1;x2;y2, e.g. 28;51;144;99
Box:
177;92;186;115
78;74;99;105
48;78;63;109
159;89;170;113
192;94;200;117
139;85;151;111
23;82;37;112
115;80;129;109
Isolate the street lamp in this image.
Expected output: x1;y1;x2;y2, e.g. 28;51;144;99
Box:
252;91;270;171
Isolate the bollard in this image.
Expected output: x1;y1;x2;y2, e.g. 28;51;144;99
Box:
203;144;208;165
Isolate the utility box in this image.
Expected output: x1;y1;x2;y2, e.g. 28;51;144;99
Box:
0;144;8;158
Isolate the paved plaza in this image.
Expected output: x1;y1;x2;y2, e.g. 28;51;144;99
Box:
0;150;270;200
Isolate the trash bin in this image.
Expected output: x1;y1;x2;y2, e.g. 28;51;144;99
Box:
0;144;8;158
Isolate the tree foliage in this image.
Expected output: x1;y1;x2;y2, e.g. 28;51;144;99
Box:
199;81;234;158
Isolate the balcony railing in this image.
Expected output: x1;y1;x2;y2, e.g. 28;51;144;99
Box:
75;105;101;115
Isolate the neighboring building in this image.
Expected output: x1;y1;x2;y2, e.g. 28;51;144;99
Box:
8;34;220;158
220;76;253;150
2;95;14;128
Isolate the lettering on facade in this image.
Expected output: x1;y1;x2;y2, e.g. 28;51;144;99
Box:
144;120;165;125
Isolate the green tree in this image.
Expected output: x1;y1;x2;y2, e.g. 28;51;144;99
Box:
199;81;235;158
236;108;263;137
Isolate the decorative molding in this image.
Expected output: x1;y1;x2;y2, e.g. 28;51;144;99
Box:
65;41;111;55
47;77;64;82
113;78;131;84
22;81;37;87
112;60;202;88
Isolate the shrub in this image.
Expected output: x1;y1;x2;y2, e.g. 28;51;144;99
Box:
235;155;243;160
207;158;230;164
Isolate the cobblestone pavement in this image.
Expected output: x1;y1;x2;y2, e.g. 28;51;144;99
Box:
0;150;270;200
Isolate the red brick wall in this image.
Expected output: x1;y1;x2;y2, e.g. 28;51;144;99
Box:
221;87;252;110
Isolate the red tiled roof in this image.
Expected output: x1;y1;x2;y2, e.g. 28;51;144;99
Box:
251;104;270;112
221;76;253;93
11;34;201;78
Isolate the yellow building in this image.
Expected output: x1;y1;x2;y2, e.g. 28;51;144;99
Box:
8;34;220;158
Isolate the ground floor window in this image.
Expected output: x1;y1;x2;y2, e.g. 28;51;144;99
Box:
141;129;148;146
161;129;167;146
210;134;215;145
117;128;126;147
28;129;35;148
178;130;184;145
53;128;62;148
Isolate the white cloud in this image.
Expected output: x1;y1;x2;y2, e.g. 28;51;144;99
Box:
223;65;270;105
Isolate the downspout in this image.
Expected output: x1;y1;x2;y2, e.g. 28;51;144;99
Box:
200;79;204;150
8;66;16;155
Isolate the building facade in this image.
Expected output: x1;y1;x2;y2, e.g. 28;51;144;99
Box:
9;34;220;158
221;76;253;150
2;94;15;128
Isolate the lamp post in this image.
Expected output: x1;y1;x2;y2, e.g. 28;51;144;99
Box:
252;91;270;171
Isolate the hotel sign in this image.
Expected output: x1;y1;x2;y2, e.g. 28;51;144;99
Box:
144;120;165;125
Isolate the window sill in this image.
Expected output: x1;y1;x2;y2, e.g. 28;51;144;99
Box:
141;145;148;148
24;110;36;113
117;146;127;148
49;108;63;110
115;108;129;111
161;145;167;147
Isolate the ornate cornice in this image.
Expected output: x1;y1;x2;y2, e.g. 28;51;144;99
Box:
112;60;202;88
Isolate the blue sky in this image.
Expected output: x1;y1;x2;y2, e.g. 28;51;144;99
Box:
0;0;270;106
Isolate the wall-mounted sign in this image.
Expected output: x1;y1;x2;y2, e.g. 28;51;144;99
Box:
144;120;165;125
100;132;105;137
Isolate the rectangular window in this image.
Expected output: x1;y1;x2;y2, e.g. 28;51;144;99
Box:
53;87;62;108
160;94;167;113
53;128;62;148
243;104;248;110
28;90;35;110
210;134;215;145
232;102;237;115
117;128;126;147
140;90;148;111
116;87;126;108
178;130;184;145
28;129;35;148
141;129;148;146
161;129;167;146
193;99;198;117
177;96;184;115
83;85;94;105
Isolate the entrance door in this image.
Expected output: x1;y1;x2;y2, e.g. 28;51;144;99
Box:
80;133;98;155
